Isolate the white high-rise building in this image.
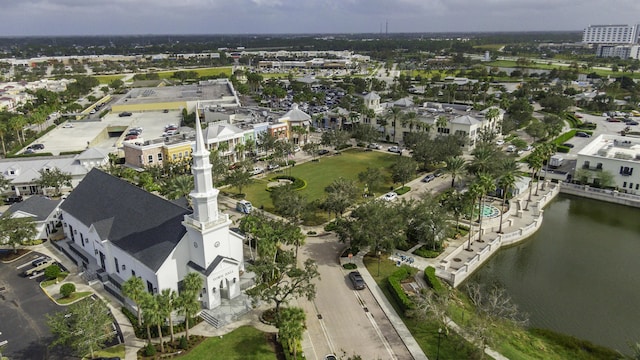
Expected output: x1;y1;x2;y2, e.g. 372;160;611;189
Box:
582;24;640;45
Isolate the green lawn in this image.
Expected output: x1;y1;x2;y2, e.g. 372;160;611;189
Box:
155;67;232;79
93;74;126;84
57;291;92;304
179;326;277;360
363;256;620;360
84;344;125;360
225;148;403;214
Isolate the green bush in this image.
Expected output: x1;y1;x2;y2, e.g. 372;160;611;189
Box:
266;175;307;192
424;266;445;294
556;145;570;153
144;343;157;356
59;150;84;155
44;264;61;280
324;222;337;232
413;246;441;258
552;130;577;145
60;283;76;298
395;186;411;195
179;335;188;350
342;263;357;270
387;267;415;314
336;143;353;150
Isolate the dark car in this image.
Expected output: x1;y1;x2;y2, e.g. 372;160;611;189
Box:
562;143;575;148
118;112;132;117
434;169;444;177
4;195;23;204
422;174;436;183
31;143;45;150
318;149;330;155
575;132;591;138
627;120;639;126
348;271;366;290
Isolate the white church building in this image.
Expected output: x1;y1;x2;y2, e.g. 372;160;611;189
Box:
59;110;246;310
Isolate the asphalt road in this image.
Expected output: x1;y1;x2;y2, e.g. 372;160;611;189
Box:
0;252;74;360
296;234;412;360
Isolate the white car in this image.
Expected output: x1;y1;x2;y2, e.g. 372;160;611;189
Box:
496;139;505;146
388;146;402;154
368;143;382;150
62;123;74;128
382;192;398;201
250;167;264;176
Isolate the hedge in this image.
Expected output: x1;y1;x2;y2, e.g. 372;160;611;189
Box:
556;145;571;153
265;175;307;192
386;267;415;314
424;266;445;294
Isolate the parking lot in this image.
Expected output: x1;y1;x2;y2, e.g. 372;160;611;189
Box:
22;110;186;156
0;251;73;359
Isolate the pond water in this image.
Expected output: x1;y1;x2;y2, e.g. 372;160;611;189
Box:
470;194;640;354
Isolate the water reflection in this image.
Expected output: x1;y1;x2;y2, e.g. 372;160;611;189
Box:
470;195;640;355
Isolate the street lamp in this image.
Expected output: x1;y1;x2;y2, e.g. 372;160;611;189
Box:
436;327;443;360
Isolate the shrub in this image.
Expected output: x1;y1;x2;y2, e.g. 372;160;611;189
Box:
144;343;157;356
266;175;307;192
424;266;445;294
179;335;188;350
342;263;357;270
395;186;411;195
413;246;441;258
553;130;577;145
386;267;415;314
44;264;61;280
556;145;570;153
324;222;337;232
60;283;76;298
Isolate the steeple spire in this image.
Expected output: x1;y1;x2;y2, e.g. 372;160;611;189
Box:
188;103;220;224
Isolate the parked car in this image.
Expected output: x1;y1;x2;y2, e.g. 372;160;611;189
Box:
267;163;280;171
562;143;575;148
422;174;436;183
32;257;52;267
434;169;444;177
607;118;621;122
627;120;639;126
348;271;366;290
236;200;253;214
118;112;132;117
125;135;138;141
575;132;591;138
324;355;337;360
318;149;330;155
388;146;402;154
30;144;45;150
4;195;23;204
496;139;505;146
367;143;382;150
250;167;264;176
62;123;74;128
382;192;398;201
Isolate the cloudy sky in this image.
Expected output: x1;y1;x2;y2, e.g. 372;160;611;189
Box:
1;0;639;36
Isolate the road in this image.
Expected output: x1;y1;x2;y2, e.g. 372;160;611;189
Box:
297;234;412;360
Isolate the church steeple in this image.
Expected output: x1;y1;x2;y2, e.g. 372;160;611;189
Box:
188;103;220;224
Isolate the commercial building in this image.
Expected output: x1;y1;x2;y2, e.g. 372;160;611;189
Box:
576;134;640;194
582;24;640;45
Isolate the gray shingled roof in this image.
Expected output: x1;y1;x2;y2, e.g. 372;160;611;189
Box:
60;169;191;272
7;195;61;221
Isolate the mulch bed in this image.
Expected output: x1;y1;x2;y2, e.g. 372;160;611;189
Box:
0;248;31;262
265;332;286;360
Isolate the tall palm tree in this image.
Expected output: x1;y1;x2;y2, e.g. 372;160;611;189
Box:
158;289;178;343
122;276;146;327
475;172;495;242
485;107;501;133
444;156;467;188
386;107;403;143
163;175;194;201
178;272;203;340
142;294;165;352
466;182;482;250
468;144;496;176
497;159;521;233
525;152;543;210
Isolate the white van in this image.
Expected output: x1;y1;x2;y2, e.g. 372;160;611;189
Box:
236;200;253;214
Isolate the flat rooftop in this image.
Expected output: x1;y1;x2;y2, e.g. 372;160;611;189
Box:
112;80;236;107
578;134;640;162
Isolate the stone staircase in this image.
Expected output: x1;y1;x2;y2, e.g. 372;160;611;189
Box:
199;310;221;328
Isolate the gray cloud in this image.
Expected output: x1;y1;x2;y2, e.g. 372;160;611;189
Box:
0;0;638;36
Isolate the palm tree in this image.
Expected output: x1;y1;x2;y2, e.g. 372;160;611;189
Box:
468;143;496;176
178;273;203;340
497;159;521;233
158;289;178;343
0;121;8;155
142;294;165;352
475;172;495;242
525;152;543;210
485;107;501;133
277;307;306;360
444;156;466;188
162;175;193;201
386;107;403;143
122;276;146;327
465;182;482;250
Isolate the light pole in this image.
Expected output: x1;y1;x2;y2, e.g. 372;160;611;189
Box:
377;250;381;276
436;327;442;360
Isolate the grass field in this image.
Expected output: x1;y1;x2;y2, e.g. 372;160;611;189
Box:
84;344;125;360
94;74;126;84
155;67;232;79
179;326;277;360
224;148;403;214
